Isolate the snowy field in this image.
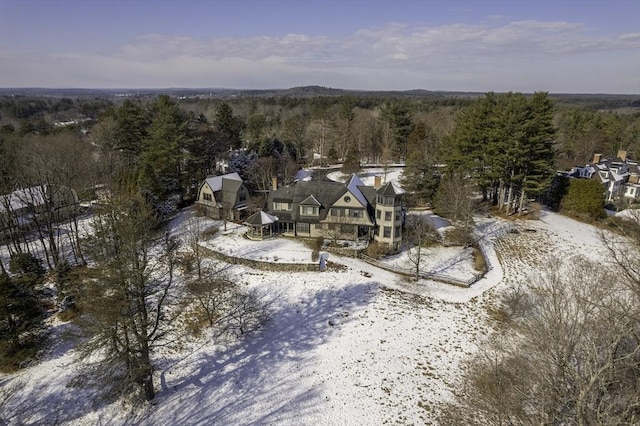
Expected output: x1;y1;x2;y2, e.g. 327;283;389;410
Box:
1;198;631;424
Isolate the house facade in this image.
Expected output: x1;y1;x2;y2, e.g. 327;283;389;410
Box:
266;174;405;252
566;150;640;202
195;172;252;221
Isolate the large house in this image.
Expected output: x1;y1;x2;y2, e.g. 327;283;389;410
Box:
266;174;405;252
195;172;252;221
566;150;640;202
0;185;79;241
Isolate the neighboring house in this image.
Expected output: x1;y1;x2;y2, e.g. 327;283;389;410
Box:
565;150;640;202
267;174;405;252
195;172;252;221
0;185;79;241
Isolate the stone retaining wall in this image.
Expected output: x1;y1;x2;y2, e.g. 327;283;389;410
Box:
199;245;319;272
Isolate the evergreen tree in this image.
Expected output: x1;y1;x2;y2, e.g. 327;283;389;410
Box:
401;122;442;206
0;260;46;368
381;102;414;159
113;100;149;165
560;178;606;219
342;147;361;175
401;151;439;207
139;95;193;202
214;102;244;150
447;92;556;213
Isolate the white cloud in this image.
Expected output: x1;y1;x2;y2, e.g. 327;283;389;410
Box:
1;20;638;92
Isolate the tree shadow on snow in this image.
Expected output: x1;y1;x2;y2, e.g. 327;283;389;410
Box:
144;281;379;426
0;282;378;425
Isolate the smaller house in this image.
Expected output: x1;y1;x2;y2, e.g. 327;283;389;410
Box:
195;172;252;221
0;185;79;241
566;151;640;202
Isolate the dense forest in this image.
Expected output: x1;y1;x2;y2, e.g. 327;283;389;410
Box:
1;88;639;207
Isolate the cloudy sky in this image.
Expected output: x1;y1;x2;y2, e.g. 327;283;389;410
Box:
1;0;639;93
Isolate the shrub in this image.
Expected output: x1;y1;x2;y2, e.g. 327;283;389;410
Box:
442;226;472;246
57;305;80;322
472;245;487;272
312;236;324;251
194;204;206;217
364;241;387;259
560;178;606;220
201;225;219;240
9;253;45;276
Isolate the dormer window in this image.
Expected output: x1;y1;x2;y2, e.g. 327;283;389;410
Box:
300;206;318;216
273;201;292;211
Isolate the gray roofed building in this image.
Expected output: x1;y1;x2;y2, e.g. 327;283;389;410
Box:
195;172;252;221
563;150;640;202
266;174;405;252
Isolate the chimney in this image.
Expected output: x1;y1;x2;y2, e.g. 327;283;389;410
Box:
374;175;382;187
617;150;628;162
592;153;602;164
272;176;278;191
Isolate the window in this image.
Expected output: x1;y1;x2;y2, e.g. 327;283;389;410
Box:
395;212;400;221
395;226;400;237
273;202;291;211
384;211;392;221
297;222;310;233
203;193;212;201
239;191;246;202
351;209;363;218
383;226;391;238
376;209;381;219
343;196;351;203
300;206;318;216
331;208;345;217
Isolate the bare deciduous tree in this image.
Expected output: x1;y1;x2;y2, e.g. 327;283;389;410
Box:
441;256;640;425
403;215;439;281
78;194;179;402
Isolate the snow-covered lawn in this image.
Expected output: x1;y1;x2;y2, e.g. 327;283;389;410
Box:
326;167;403;186
200;221;317;264
0;208;621;425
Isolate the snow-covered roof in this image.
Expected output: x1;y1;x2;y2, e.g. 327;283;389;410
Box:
346;174;369;207
611;170;627;183
0;186;47;213
204;172;242;193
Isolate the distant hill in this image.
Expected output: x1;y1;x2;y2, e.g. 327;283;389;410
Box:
0;86;638;107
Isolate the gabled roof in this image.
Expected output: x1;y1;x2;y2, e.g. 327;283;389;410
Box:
204;172;242;193
299;194;321;206
346;174;369;207
611;170;627;183
267;180;347;222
